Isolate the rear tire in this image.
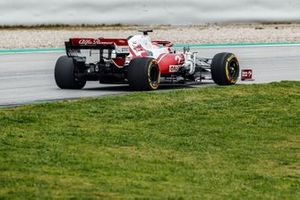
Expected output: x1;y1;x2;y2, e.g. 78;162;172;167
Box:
127;57;161;91
211;52;240;85
54;56;86;89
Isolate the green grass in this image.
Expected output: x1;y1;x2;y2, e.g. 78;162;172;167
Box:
0;81;299;199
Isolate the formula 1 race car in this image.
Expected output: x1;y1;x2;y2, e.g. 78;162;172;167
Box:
55;30;240;90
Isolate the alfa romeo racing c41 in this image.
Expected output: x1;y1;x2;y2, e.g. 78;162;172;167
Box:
55;30;240;90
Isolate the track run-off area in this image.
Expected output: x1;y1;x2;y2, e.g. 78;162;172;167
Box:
0;43;300;106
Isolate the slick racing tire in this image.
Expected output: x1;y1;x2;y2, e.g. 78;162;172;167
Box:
54;56;86;89
211;52;240;85
128;57;161;91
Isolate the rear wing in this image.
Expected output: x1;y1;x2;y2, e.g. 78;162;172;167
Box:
65;38;130;57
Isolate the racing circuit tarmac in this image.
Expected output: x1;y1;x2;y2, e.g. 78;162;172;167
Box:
0;45;300;106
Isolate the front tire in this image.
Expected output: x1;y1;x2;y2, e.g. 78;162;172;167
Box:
54;56;86;89
211;52;240;85
127;57;161;91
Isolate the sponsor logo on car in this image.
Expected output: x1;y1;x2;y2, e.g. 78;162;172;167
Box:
78;39;113;46
169;65;181;73
115;47;130;53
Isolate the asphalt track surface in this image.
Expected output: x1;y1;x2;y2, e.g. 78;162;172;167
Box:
0;45;300;106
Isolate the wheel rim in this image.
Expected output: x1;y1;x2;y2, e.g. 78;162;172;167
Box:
148;62;160;89
227;59;239;81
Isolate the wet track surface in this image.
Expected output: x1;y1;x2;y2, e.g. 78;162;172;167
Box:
0;46;300;106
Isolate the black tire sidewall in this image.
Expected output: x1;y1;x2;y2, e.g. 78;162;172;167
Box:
128;57;160;90
54;56;86;89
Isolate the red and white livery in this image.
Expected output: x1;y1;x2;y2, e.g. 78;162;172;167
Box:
55;30;241;90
